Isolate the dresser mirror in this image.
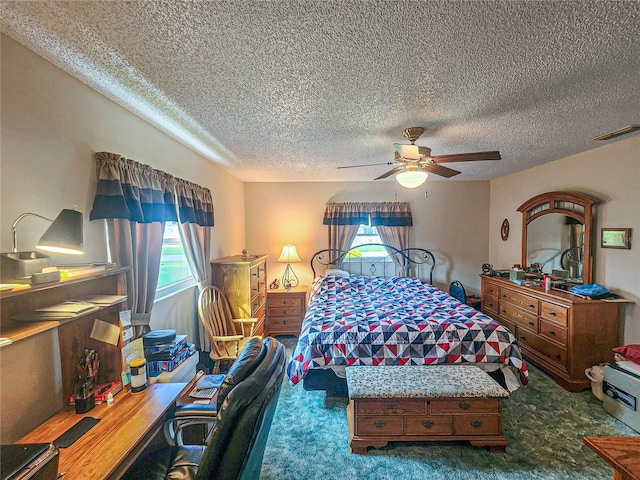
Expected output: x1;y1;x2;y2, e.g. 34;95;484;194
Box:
517;191;599;284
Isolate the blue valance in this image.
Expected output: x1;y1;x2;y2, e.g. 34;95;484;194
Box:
323;202;412;227
90;152;214;226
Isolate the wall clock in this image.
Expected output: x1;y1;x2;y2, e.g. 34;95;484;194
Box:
501;219;509;241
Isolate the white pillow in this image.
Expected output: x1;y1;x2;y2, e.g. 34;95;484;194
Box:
326;268;350;276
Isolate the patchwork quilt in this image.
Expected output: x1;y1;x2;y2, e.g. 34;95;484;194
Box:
286;275;529;390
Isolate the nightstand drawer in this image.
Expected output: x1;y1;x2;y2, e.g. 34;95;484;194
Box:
268;296;302;308
268;306;302;317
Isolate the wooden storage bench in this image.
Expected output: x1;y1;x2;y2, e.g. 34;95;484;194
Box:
345;365;509;454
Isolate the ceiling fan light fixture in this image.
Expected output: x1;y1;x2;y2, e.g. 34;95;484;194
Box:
396;170;428;188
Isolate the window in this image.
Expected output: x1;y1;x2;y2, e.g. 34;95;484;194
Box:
157;222;194;296
348;225;387;257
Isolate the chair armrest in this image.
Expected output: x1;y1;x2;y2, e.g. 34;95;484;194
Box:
210;334;244;342
232;317;259;324
163;406;219;446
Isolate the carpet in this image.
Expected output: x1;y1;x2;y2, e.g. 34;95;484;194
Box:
260;336;637;480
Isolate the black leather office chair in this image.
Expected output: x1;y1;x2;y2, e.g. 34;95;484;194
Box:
123;337;286;480
164;336;267;446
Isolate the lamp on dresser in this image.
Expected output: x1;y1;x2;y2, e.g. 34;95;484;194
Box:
277;244;301;289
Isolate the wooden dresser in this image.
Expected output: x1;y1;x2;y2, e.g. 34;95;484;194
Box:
266;286;307;336
481;275;619;391
210;255;267;337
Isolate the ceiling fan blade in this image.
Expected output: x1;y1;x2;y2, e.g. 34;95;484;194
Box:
337;162;394;169
375;166;404;180
422;164;461;178
432;151;501;163
394;144;421;160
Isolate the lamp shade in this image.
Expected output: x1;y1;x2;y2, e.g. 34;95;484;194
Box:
277;244;301;263
37;208;84;255
396;170;428;188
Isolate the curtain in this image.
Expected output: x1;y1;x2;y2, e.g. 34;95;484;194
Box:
108;219;165;337
175;179;214;350
323;203;369;264
91;152;215;339
377;225;411;275
323;201;413;272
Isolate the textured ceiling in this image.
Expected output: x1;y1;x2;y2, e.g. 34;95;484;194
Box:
2;1;639;182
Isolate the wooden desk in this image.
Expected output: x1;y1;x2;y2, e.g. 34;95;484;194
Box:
18;382;187;480
584;436;640;480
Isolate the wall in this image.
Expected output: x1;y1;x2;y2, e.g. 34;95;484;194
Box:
244;181;491;293
489;135;640;344
0;34;245;442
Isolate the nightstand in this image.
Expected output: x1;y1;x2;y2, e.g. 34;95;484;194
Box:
266;286;307;336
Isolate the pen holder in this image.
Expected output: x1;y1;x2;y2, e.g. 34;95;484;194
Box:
74;380;95;414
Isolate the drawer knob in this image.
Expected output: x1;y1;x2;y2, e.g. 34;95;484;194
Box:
421;421;435;429
528;321;534;326
283;320;288;324
283;300;288;304
373;421;386;429
488;302;493;307
549;310;556;316
554;353;561;359
502;294;507;298
520;335;526;340
470;420;483;429
528;304;535;308
458;401;471;410
501;309;507;314
549;329;556;335
385;402;398;411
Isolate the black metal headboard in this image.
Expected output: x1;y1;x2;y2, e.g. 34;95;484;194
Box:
310;243;436;284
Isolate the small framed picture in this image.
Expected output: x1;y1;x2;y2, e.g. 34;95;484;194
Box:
601;228;632;249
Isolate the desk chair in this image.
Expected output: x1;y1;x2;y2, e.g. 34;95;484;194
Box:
449;280;481;309
199;285;260;373
164;337;266;446
123;337;286;480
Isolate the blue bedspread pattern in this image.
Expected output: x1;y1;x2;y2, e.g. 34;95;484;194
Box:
286;275;528;388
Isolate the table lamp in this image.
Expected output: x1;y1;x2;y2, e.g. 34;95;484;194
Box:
277;244;301;289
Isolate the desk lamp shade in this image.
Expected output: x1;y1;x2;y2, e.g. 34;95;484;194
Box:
37;208;84;255
277;244;301;289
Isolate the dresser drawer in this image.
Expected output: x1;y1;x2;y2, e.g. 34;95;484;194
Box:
430;398;500;415
355;398;425;415
498;303;538;330
482;294;499;314
268;296;303;308
540;302;568;327
499;288;539;313
539;319;568;346
405;416;452;435
356;416;403;435
517;327;567;369
482;282;499;297
453;415;501;435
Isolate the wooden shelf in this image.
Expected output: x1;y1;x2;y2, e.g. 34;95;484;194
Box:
1;267;129;347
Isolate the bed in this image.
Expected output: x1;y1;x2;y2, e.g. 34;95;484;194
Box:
285;244;529;393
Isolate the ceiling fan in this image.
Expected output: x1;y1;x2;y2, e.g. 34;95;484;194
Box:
338;127;501;188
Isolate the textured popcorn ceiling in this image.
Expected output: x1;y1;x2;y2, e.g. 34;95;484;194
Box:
1;1;639;182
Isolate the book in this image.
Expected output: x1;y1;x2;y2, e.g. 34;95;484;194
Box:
35;301;97;314
77;295;127;305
